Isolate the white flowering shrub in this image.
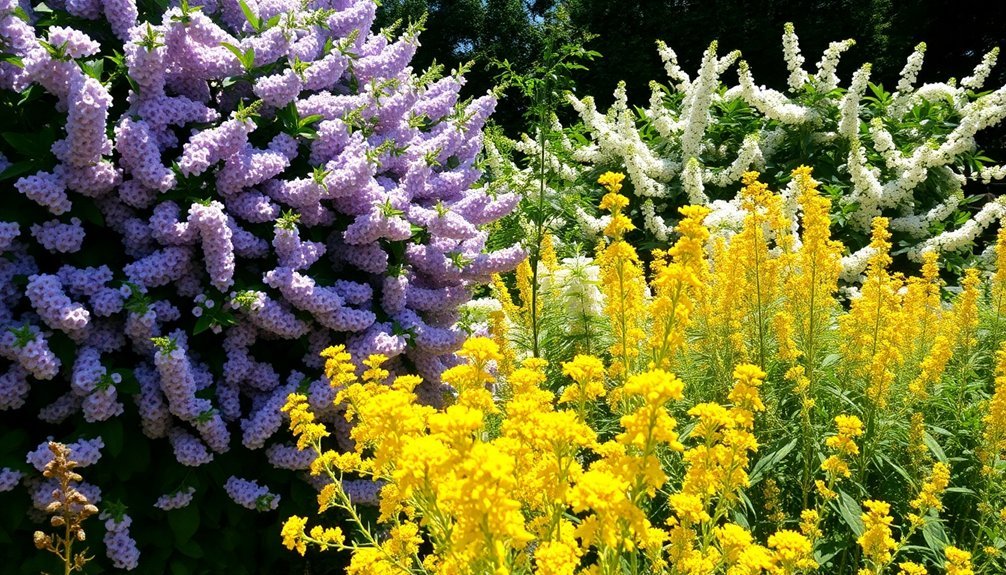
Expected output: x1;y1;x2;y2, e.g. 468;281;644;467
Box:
489;25;1006;277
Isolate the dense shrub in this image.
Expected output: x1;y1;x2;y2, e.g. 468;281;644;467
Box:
488;26;1006;277
0;0;519;571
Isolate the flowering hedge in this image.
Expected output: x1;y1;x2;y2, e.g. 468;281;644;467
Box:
282;169;1006;574
487;25;1006;278
0;0;519;571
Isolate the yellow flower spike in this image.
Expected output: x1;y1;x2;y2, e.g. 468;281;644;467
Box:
815;479;837;500
597;171;626;194
985;346;1006;469
715;523;754;564
316;483;338;513
767;529;817;572
858;500;898;565
308;525;345;551
648;204;710;369
533;538;581;575
603;212;635;238
515;257;537;327
909;461;951;516
457;337;503;365
623;369;685;405
391;374;423;393
799;509;822;540
668;492;710;525
385;522;421;559
559;355;607;407
282;393;329;450
728;364;767;419
839;217;905;409
826;414;864;456
540;232;559;272
321;345;355;387
362;354;389;383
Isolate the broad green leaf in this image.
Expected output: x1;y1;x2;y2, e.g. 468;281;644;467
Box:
168;503;200;545
102;419;124;457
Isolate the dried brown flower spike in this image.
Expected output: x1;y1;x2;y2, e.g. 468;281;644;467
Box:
33;442;98;575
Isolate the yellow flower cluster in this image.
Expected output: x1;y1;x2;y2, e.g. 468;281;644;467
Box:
909;461;951;517
944;546;974;575
859;500;898;565
650;205;710;370
559;354;606;417
817;414;863;499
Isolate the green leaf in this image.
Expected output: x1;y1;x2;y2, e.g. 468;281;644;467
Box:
0;53;23;68
923;431;948;463
836;490;865;536
102;419;124;457
0;159;44;181
168;503;200;545
2;129;56;159
113;369;140;395
748;437;798;485
0;429;28;456
169;560;191;575
176;538;204;559
236;0;259;31
922;517;949;555
73;198;105;227
78;58;104;80
192;314;212;335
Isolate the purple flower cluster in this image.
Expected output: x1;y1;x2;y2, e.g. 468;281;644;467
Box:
0;467;22;492
223;475;279;511
0;0;520;565
26;436;104;472
101;512;140;570
154;486;196;510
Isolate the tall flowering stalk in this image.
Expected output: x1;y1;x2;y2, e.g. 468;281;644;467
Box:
596;172;647;382
32;442;99;575
649;204;710;370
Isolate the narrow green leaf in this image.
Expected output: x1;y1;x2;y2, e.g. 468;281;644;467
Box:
836;490;865;536
237;0;259;31
923;431;948;463
748;437;799;485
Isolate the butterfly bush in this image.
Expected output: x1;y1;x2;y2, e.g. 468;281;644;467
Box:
0;0;517;569
488;24;1006;278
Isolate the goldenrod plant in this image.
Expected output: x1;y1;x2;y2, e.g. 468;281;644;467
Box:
281;169;1006;574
